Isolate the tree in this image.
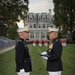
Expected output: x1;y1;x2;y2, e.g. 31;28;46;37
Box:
7;23;18;39
53;0;75;41
0;0;29;37
0;0;29;39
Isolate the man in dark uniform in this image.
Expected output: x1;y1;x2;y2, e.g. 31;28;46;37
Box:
15;26;32;75
40;27;63;75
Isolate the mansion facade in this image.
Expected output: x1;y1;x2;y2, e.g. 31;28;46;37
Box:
25;9;55;41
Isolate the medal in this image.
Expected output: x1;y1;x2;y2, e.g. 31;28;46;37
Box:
49;44;53;49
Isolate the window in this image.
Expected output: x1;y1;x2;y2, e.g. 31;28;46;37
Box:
51;25;53;27
30;32;34;38
47;18;49;20
29;17;32;20
46;15;47;19
39;18;40;20
30;24;32;28
43;18;45;20
43;24;45;28
47;24;49;28
38;24;41;28
34;24;36;28
41;32;45;38
34;18;36;20
25;24;27;26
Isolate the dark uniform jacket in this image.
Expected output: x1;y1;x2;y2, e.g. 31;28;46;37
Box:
47;37;63;71
15;38;32;72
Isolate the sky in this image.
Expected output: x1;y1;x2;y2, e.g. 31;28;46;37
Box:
28;0;54;15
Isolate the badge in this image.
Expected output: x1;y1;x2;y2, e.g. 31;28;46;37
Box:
49;44;53;49
48;44;53;52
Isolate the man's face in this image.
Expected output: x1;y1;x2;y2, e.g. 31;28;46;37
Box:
48;31;57;40
23;32;29;39
49;32;54;40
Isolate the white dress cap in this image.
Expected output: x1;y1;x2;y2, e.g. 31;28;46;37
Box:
17;26;29;32
16;20;29;32
48;27;59;32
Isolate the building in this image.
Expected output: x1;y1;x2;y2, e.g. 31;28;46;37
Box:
25;9;55;41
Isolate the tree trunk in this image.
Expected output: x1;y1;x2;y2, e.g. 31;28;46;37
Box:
68;31;72;42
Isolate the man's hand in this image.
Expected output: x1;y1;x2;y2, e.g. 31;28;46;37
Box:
20;69;25;74
39;51;50;57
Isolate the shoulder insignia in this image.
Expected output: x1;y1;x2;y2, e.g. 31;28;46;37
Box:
19;39;22;42
17;39;22;42
56;39;58;41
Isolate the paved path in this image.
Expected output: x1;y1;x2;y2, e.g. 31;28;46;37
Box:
0;45;15;54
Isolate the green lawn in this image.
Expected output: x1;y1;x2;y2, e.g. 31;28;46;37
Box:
0;44;75;75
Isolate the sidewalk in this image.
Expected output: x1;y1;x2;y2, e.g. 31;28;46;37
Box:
0;45;15;54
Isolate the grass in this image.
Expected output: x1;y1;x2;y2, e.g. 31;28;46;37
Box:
0;44;75;75
62;44;75;75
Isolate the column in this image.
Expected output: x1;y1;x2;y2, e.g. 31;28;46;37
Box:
45;31;47;40
39;31;41;40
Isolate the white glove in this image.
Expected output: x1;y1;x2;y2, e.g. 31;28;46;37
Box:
40;51;48;60
41;51;47;55
20;69;25;74
42;56;48;60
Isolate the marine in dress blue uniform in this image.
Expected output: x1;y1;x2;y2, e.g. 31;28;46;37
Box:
15;25;32;75
47;27;63;75
40;27;63;75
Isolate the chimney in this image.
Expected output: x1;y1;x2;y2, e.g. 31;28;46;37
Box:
48;9;51;22
49;9;51;15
